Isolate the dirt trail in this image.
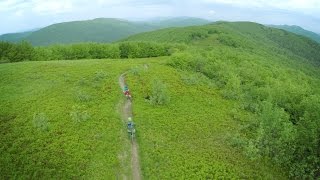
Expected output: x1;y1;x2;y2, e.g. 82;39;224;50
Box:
119;73;142;180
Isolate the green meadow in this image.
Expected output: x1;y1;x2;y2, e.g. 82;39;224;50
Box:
1;21;320;179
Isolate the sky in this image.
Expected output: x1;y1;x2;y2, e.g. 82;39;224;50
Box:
0;0;320;35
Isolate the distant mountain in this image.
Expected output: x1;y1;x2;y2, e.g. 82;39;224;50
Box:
26;18;155;46
269;25;320;43
0;31;34;43
148;17;210;28
0;17;210;46
124;21;320;65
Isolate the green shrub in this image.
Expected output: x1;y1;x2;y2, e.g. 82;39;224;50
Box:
130;66;142;76
149;79;170;105
217;34;239;47
93;70;108;82
168;52;194;70
33;113;50;131
70;105;91;122
75;91;92;102
1;41;35;62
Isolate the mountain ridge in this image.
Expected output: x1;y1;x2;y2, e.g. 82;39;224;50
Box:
0;17;210;46
269;24;320;43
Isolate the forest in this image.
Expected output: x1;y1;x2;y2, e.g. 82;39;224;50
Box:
0;41;178;63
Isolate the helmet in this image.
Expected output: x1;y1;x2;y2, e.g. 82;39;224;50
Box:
128;117;132;121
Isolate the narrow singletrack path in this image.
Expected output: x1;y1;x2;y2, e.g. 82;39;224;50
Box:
119;73;142;180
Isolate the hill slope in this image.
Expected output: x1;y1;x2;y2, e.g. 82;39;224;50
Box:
124;21;320;65
0;31;34;43
25;18;155;46
269;25;320;43
1;21;320;179
0;17;210;46
124;21;320;178
0;58;286;179
148;17;210;28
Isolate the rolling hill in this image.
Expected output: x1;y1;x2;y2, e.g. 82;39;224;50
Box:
148;16;210;28
1;21;320;179
25;18;156;46
0;17;210;46
0;31;34;43
124;21;320;65
269;25;320;43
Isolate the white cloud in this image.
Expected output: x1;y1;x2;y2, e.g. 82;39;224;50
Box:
0;0;320;34
0;0;29;12
202;0;320;10
14;9;24;16
209;10;216;15
31;0;74;15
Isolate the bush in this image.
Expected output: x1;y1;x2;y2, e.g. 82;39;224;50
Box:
0;42;14;61
33;113;50;131
168;52;194;70
75;91;92;102
149;80;170;105
1;41;173;63
0;41;35;62
217;34;239;47
119;42;171;58
88;43;120;59
70;105;91;122
93;70;108;82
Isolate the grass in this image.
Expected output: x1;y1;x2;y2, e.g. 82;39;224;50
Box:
0;57;286;179
1;21;320;179
0;58;162;179
126;63;286;179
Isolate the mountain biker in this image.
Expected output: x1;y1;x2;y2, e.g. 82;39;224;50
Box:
127;117;134;128
127;117;135;135
123;85;129;93
123;85;132;99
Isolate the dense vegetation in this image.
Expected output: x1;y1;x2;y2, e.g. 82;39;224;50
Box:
124;21;320;178
0;41;178;63
126;65;285;179
0;58;285;179
1;21;320;179
167;49;320;178
0;17;209;46
0;60;136;178
270;25;320;43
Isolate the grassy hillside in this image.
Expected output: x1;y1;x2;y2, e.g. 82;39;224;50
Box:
0;59;131;178
123;21;320;178
126;64;286;179
0;17;210;46
124;21;320;65
0;58;286;179
270;25;320;43
25;18;155;46
1;21;320;179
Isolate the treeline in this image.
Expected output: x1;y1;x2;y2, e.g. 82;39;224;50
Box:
169;49;320;179
0;41;179;62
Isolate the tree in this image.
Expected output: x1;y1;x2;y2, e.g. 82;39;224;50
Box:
255;101;296;167
7;41;35;62
0;41;14;62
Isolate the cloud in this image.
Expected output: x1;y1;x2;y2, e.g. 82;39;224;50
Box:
201;0;320;11
209;10;216;15
31;0;74;15
0;0;74;15
0;0;29;12
0;0;320;34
